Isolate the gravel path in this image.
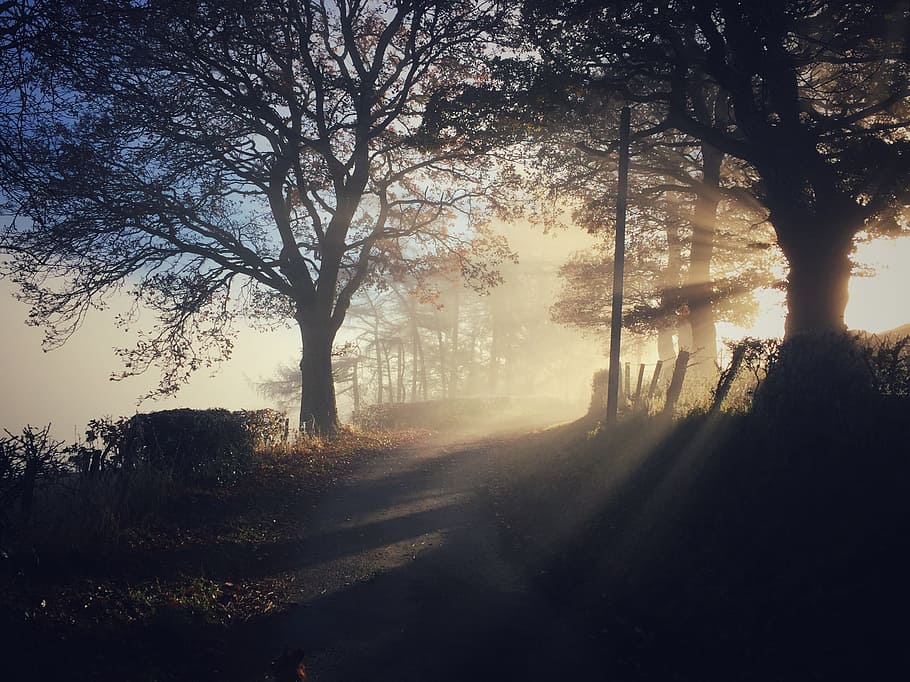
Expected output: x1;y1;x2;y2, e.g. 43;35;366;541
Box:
231;419;597;681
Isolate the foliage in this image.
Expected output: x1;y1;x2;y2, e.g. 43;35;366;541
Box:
67;416;130;477
119;409;256;485
552;246;767;339
865;334;910;398
0;0;511;434
587;369;609;417
237;409;288;450
0;424;67;524
2;424;421;680
718;332;910;420
525;0;910;336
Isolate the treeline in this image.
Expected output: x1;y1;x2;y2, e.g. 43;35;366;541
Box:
260;253;597;418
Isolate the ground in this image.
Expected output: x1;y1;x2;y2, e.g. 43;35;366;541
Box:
4;414;592;681
230;420;601;681
7;406;909;681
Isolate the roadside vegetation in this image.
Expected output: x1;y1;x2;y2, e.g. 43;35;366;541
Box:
1;411;421;680
487;332;910;681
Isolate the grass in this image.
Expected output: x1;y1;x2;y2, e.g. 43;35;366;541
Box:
485;402;910;681
1;427;424;681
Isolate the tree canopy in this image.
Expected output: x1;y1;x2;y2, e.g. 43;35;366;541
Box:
0;0;510;434
522;0;910;336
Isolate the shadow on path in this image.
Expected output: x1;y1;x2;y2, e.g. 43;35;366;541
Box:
223;426;601;681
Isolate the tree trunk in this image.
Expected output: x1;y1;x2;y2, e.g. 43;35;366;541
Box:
436;322;448;399
657;326;676;362
676;320;693;354
686;143;722;376
488;320;499;393
297;318;339;436
663;217;684;360
397;342;404;403
383;341;394;403
449;293;460;398
780;229;853;337
411;328;418;402
351;359;360;412
416;328;427;400
374;327;383;404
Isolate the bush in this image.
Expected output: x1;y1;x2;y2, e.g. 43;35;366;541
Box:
588;370;609;417
237;408;288;449
0;425;67;524
865;333;910;397
119;409;256;485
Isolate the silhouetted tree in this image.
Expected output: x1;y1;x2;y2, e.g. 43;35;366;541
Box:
0;0;509;435
523;0;910;337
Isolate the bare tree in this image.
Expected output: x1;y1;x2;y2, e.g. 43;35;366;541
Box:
0;0;509;434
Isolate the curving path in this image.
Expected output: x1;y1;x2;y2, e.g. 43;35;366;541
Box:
229;417;597;681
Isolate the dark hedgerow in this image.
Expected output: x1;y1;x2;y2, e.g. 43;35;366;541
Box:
118;409;284;485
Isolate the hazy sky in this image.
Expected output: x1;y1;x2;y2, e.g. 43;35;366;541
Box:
1;226;907;439
0;221;599;437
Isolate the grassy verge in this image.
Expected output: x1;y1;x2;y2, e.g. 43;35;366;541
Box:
486;409;910;681
1;428;424;681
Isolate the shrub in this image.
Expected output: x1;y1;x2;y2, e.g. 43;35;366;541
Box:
0;425;68;522
711;337;781;413
865;334;910;397
237;408;288;449
588;370;609;417
120;409;256;485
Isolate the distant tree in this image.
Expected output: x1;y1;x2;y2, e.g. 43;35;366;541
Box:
0;0;509;435
421;31;775;378
523;0;910;337
544;124;774;372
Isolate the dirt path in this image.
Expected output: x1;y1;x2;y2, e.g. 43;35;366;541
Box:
229;420;596;681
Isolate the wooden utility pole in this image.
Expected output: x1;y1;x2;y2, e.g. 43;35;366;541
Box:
607;106;631;426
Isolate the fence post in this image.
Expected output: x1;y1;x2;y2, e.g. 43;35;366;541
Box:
633;363;646;411
662;351;690;418
710;344;747;414
646;360;664;409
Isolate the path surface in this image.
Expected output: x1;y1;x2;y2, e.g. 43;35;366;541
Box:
234;419;597;681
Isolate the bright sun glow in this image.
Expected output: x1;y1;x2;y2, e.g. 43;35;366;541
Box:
718;235;910;347
846;237;910;333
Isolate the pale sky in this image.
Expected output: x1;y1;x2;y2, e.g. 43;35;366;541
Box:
1;230;907;439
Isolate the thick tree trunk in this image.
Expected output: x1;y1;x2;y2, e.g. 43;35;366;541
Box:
782;234;852;337
676;320;693;354
297;318;339;436
657;326;676;362
776;220;853;337
686;143;722;376
662;218;684;360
